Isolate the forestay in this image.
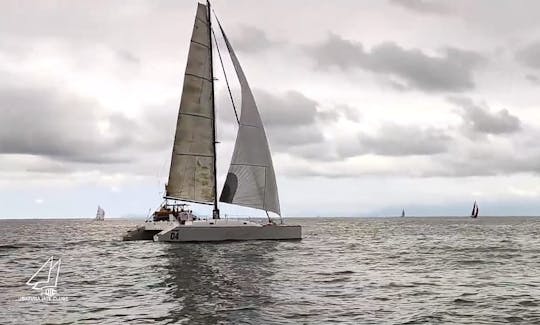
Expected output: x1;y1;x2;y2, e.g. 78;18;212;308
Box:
217;22;281;215
166;3;215;204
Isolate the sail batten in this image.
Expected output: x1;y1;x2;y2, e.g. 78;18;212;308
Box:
166;3;215;204
216;21;281;215
184;72;212;81
231;163;268;167
174;153;213;157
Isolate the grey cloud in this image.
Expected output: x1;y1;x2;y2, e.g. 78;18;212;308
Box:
285;143;340;162
286;129;540;179
255;91;367;150
516;41;540;70
24;159;75;174
0;1;193;42
358;124;451;156
450;97;521;134
269;125;325;149
116;50;141;64
310;34;484;92
215;88;363;164
230;25;279;53
217;89;319;127
335;104;362;122
254;90;319;127
0;86;172;164
525;74;540;84
336;124;451;158
217;89;329;151
0;0;195;72
425;127;540;177
432;142;540;177
321;118;540;178
316;104;362;123
316;110;340;122
389;0;454;15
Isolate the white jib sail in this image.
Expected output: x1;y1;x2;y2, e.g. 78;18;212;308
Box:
217;22;281;215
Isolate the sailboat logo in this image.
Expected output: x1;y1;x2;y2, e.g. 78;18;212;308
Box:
26;256;61;297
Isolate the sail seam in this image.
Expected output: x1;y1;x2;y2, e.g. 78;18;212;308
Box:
173;153;213;158
231;163;267;168
184;72;212;83
180;111;213;120
163;196;213;205
195;16;208;26
190;39;210;49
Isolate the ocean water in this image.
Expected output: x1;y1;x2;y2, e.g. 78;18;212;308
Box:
1;217;539;324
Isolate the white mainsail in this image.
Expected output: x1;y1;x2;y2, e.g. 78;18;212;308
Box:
166;3;215;204
216;22;281;216
95;206;105;221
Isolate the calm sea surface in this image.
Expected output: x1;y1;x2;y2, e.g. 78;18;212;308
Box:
1;217;539;324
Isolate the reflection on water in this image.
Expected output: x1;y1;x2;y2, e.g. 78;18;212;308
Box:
164;242;277;324
1;217;540;324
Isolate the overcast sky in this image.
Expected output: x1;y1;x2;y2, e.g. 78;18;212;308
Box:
2;0;540;218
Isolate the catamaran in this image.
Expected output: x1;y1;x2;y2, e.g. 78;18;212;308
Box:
123;1;301;242
470;201;479;218
95;206;105;221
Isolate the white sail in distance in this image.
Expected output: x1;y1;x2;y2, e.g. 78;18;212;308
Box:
166;3;215;204
216;21;281;215
95;206;105;221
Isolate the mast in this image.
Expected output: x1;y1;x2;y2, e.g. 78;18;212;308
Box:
208;0;219;219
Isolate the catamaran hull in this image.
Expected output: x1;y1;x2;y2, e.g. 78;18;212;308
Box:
154;224;302;242
122;221;180;241
123;228;161;241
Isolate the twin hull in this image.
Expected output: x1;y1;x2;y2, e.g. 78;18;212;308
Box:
122;221;179;241
154;222;302;242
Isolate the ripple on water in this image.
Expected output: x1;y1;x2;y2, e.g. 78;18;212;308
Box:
1;217;540;324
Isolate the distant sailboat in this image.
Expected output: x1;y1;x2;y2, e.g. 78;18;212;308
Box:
95;206;105;221
401;209;405;218
470;201;479;218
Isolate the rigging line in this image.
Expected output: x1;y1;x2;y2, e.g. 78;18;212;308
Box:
211;26;239;124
